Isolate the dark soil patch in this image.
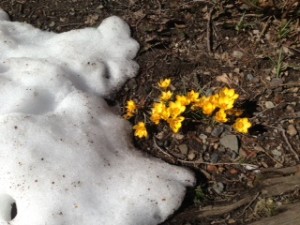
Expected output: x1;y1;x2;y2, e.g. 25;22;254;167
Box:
1;1;299;224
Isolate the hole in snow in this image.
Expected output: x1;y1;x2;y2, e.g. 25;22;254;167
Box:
0;194;17;221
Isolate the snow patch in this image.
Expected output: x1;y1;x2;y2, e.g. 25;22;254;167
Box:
0;9;195;225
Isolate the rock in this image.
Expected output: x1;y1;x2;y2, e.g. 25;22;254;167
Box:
205;126;212;133
173;133;184;140
178;144;188;155
187;151;196;160
227;218;236;224
271;149;282;156
265;101;275;109
232;50;244;59
49;21;55;27
212;182;224;194
199;134;207;143
220;135;239;152
210;152;219;163
270;77;283;86
211;126;224;137
246;73;254;81
287;124;297;136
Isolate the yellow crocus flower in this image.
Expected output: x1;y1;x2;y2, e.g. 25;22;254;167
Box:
168;101;186;118
233;118;252;134
194;96;216;115
126;100;137;113
214;109;228;123
186;90;200;103
133;122;148;138
217;96;236;110
150;112;161;125
167;116;185;133
160;91;173;102
158;78;171;89
217;88;239;110
176;95;190;106
220;87;239;100
124;100;138;119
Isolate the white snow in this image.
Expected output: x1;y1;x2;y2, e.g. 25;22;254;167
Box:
0;9;195;225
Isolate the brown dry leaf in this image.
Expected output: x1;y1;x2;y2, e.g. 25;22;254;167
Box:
216;73;231;85
229;168;239;175
207;164;218;174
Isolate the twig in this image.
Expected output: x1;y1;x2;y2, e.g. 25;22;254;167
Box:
257;17;272;42
239;192;260;217
260;165;300;175
176;195;253;220
178;159;259;170
280;127;299;161
152;137;176;162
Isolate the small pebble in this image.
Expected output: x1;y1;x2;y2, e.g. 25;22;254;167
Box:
173;133;184;140
287;124;297;136
212;182;224;194
271;149;282;157
265;101;275;109
210;152;219;163
270;77;283;86
227;218;236;224
205;126;212;133
199;134;207;143
49;21;55;27
178;144;188;155
220;135;239;152
246;73;254;81
211;126;224;137
187;151;196;160
232;50;243;59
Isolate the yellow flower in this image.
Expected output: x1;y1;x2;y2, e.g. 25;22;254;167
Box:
133;122;148;138
233;118;252;134
214;109;228;123
152;102;166;114
126;100;137;113
202;102;216;116
194;96;216;115
124;100;138;119
151;102;170;122
217;96;236;110
220;87;239;100
160;91;173;102
167;116;185;133
217;88;239;110
186;90;200;103
158;78;171;89
209;94;219;106
150;112;161;125
168;101;186;118
176;95;190;106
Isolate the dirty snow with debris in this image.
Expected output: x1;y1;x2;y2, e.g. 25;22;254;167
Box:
0;9;195;225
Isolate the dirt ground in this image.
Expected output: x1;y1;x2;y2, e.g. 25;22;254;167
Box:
1;0;300;225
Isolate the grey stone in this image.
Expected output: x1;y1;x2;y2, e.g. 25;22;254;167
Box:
212;182;224;194
220;135;239;152
211;126;224;137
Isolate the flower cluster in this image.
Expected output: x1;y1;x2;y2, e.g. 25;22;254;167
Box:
124;78;252;138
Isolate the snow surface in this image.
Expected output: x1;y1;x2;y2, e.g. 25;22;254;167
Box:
0;9;195;225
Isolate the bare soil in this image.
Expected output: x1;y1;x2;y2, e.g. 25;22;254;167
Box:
1;1;299;225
